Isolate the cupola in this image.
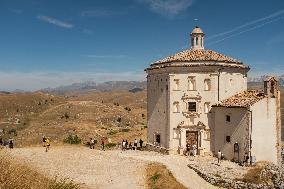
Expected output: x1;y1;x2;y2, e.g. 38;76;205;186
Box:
190;26;205;50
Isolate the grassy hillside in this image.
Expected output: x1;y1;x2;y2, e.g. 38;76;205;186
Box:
0;91;147;147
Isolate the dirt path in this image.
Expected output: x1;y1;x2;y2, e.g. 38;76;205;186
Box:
119;151;219;189
6;147;219;189
7;147;146;189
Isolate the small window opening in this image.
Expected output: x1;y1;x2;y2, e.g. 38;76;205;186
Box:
226;136;231;143
226;115;231;122
155;134;161;144
188;102;197;112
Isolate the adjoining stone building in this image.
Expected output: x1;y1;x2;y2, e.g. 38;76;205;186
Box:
145;26;282;165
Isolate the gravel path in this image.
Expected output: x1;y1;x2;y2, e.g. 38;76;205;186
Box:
6;147;146;189
120;151;219;189
6;147;219;189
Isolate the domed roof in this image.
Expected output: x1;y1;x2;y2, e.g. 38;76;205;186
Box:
153;49;242;64
191;26;204;34
145;49;250;71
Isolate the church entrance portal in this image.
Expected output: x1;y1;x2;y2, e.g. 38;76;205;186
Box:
186;131;198;150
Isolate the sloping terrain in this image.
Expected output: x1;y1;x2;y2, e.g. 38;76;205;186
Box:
0;91;147;147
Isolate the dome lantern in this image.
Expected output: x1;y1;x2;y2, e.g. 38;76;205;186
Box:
190;26;205;50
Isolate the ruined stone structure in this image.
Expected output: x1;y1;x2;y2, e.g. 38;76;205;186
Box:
145;26;281;165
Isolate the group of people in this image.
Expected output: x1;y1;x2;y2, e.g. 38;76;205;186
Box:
185;144;198;156
121;138;143;151
0;137;14;149
89;137;106;151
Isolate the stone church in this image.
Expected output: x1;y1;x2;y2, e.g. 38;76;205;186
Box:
145;26;282;165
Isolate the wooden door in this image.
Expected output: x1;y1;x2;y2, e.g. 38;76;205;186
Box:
186;131;198;148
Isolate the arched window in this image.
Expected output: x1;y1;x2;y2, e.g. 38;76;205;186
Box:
204;79;211;91
196;37;198;45
174;79;180;90
188;77;196;91
201;37;203;47
173;102;180;113
229;79;233;87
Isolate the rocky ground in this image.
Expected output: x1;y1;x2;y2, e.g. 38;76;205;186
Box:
188;156;284;189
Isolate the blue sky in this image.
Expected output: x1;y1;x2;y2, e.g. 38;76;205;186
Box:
0;0;284;91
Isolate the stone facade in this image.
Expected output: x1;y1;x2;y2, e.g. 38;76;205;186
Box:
145;26;281;165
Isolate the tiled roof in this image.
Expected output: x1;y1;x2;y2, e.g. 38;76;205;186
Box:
153;49;243;65
214;90;265;108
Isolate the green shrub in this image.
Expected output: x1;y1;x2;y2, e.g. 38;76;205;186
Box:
120;128;130;132
124;107;131;111
8;128;17;135
63;135;81;144
105;143;116;149
107;130;118;135
150;172;161;183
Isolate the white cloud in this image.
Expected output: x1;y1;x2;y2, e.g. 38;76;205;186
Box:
37;15;73;29
0;71;146;91
137;0;194;18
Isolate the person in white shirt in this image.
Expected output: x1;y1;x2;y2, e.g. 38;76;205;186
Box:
217;150;222;164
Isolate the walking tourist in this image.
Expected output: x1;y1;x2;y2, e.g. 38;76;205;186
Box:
139;139;143;148
192;144;197;156
244;153;249;166
217;150;222;164
125;140;128;149
8;139;14;149
42;136;47;147
129;142;133;150
89;138;95;149
134;139;138;150
45;138;50;152
186;144;190;156
122;139;126;151
101;138;105;151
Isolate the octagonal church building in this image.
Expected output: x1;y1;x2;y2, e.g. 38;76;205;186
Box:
145;26;282;165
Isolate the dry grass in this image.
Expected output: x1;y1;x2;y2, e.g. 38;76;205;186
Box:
0;149;81;189
146;163;187;189
237;161;269;184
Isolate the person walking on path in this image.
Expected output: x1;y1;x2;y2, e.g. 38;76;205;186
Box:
42;136;47;147
125;140;128;150
243;153;249;166
134;139;138;150
139;139;143;149
122;139;126;151
89;138;95;149
192;144;197;157
8;139;14;149
217;150;222;164
101;138;105;151
45;138;50;152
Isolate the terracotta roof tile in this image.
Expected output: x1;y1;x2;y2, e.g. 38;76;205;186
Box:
153;49;242;65
214;90;265;108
